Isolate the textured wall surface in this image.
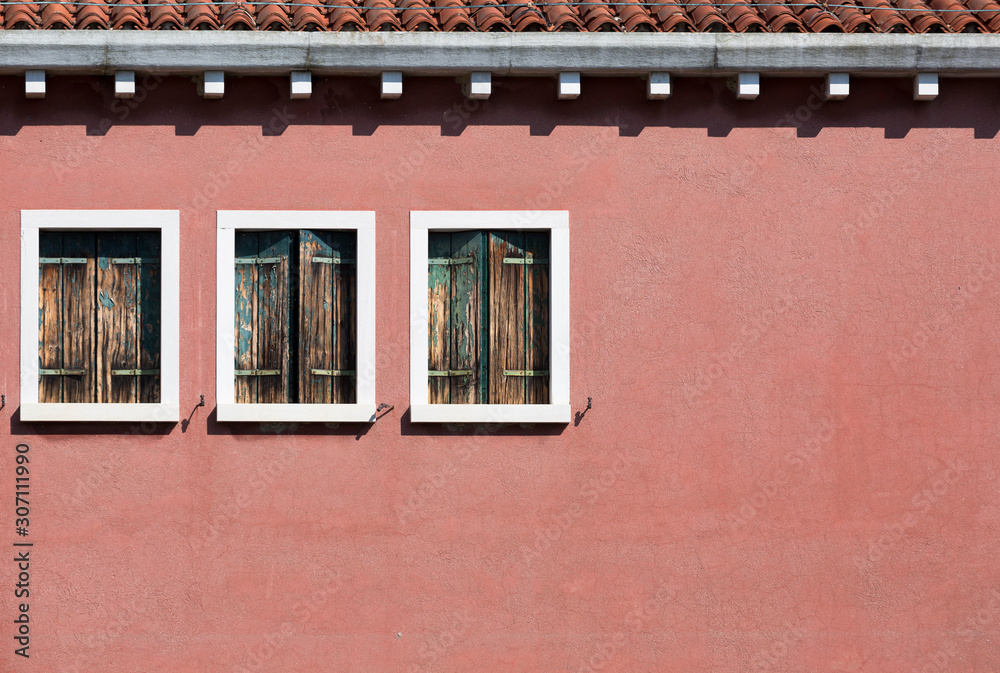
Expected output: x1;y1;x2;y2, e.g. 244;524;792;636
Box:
0;73;998;673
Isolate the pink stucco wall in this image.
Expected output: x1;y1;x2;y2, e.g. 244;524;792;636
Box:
1;73;998;672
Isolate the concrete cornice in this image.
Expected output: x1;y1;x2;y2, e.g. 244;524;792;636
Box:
2;32;1000;76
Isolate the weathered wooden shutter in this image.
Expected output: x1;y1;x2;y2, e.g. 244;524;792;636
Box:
298;229;356;404
96;232;161;404
488;231;549;405
234;231;294;404
428;231;487;404
39;232;97;403
38;231;160;404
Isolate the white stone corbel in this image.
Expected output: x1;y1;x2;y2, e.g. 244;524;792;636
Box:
25;71;45;99
381;71;403;100
825;72;849;101
730;72;760;100
290;71;312;100
115;71;136;99
203;70;225;99
558;72;581;100
647;72;672;100
914;72;939;101
464;72;491;100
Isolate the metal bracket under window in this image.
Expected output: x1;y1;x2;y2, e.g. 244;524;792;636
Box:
428;370;473;377
111;369;160;376
502;258;549;265
310;369;356;376
428;257;473;266
503;370;549;377
312;257;356;265
234;257;282;265
39;368;86;376
234;369;280;376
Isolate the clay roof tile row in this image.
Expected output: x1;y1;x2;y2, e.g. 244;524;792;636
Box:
2;0;1000;31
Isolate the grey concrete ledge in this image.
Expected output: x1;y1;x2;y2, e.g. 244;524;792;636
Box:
3;31;1000;76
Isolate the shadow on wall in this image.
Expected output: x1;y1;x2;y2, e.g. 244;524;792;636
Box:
1;74;998;139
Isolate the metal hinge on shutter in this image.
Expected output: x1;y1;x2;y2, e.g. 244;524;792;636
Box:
428;257;473;266
235;369;280;376
234;257;283;265
428;370;474;377
109;258;160;265
311;369;356;376
503;370;549;377
111;369;160;376
39;257;88;264
39;368;86;376
312;257;356;265
502;258;548;265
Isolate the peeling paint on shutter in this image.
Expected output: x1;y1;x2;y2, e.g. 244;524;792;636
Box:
428;232;486;404
299;229;356;404
234;231;294;404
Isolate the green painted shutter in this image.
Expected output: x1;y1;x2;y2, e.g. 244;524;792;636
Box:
299;229;357;404
427;231;486;404
234;231;294;404
524;232;550;405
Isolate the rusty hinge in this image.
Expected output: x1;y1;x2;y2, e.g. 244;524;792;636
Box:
503;370;549;377
39;257;88;264
312;257;356;265
234;369;280;376
503;258;549;265
311;369;356;376
428;257;473;266
109;257;160;265
428;370;473;377
111;369;160;376
235;257;282;265
39;368;86;376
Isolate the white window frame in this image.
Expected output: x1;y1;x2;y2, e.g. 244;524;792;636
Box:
410;211;571;423
216;211;376;423
20;210;180;422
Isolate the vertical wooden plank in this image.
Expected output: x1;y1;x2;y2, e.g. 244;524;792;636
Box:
234;232;258;404
38;232;63;403
330;231;357;405
62;233;96;404
489;231;526;404
450;231;483;404
524;232;550;405
96;232;138;404
137;232;161;404
428;233;452;404
298;229;333;405
256;231;292;404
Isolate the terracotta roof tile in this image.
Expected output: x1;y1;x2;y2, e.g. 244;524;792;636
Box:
39;0;75;27
964;0;1000;30
435;0;476;30
4;0;1000;32
613;0;658;31
930;0;985;30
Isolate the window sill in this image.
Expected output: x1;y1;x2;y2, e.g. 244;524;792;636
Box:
19;403;180;423
216;403;377;423
410;404;571;424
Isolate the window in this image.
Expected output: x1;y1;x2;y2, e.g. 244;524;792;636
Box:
19;211;180;422
410;211;570;423
216;211;376;423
